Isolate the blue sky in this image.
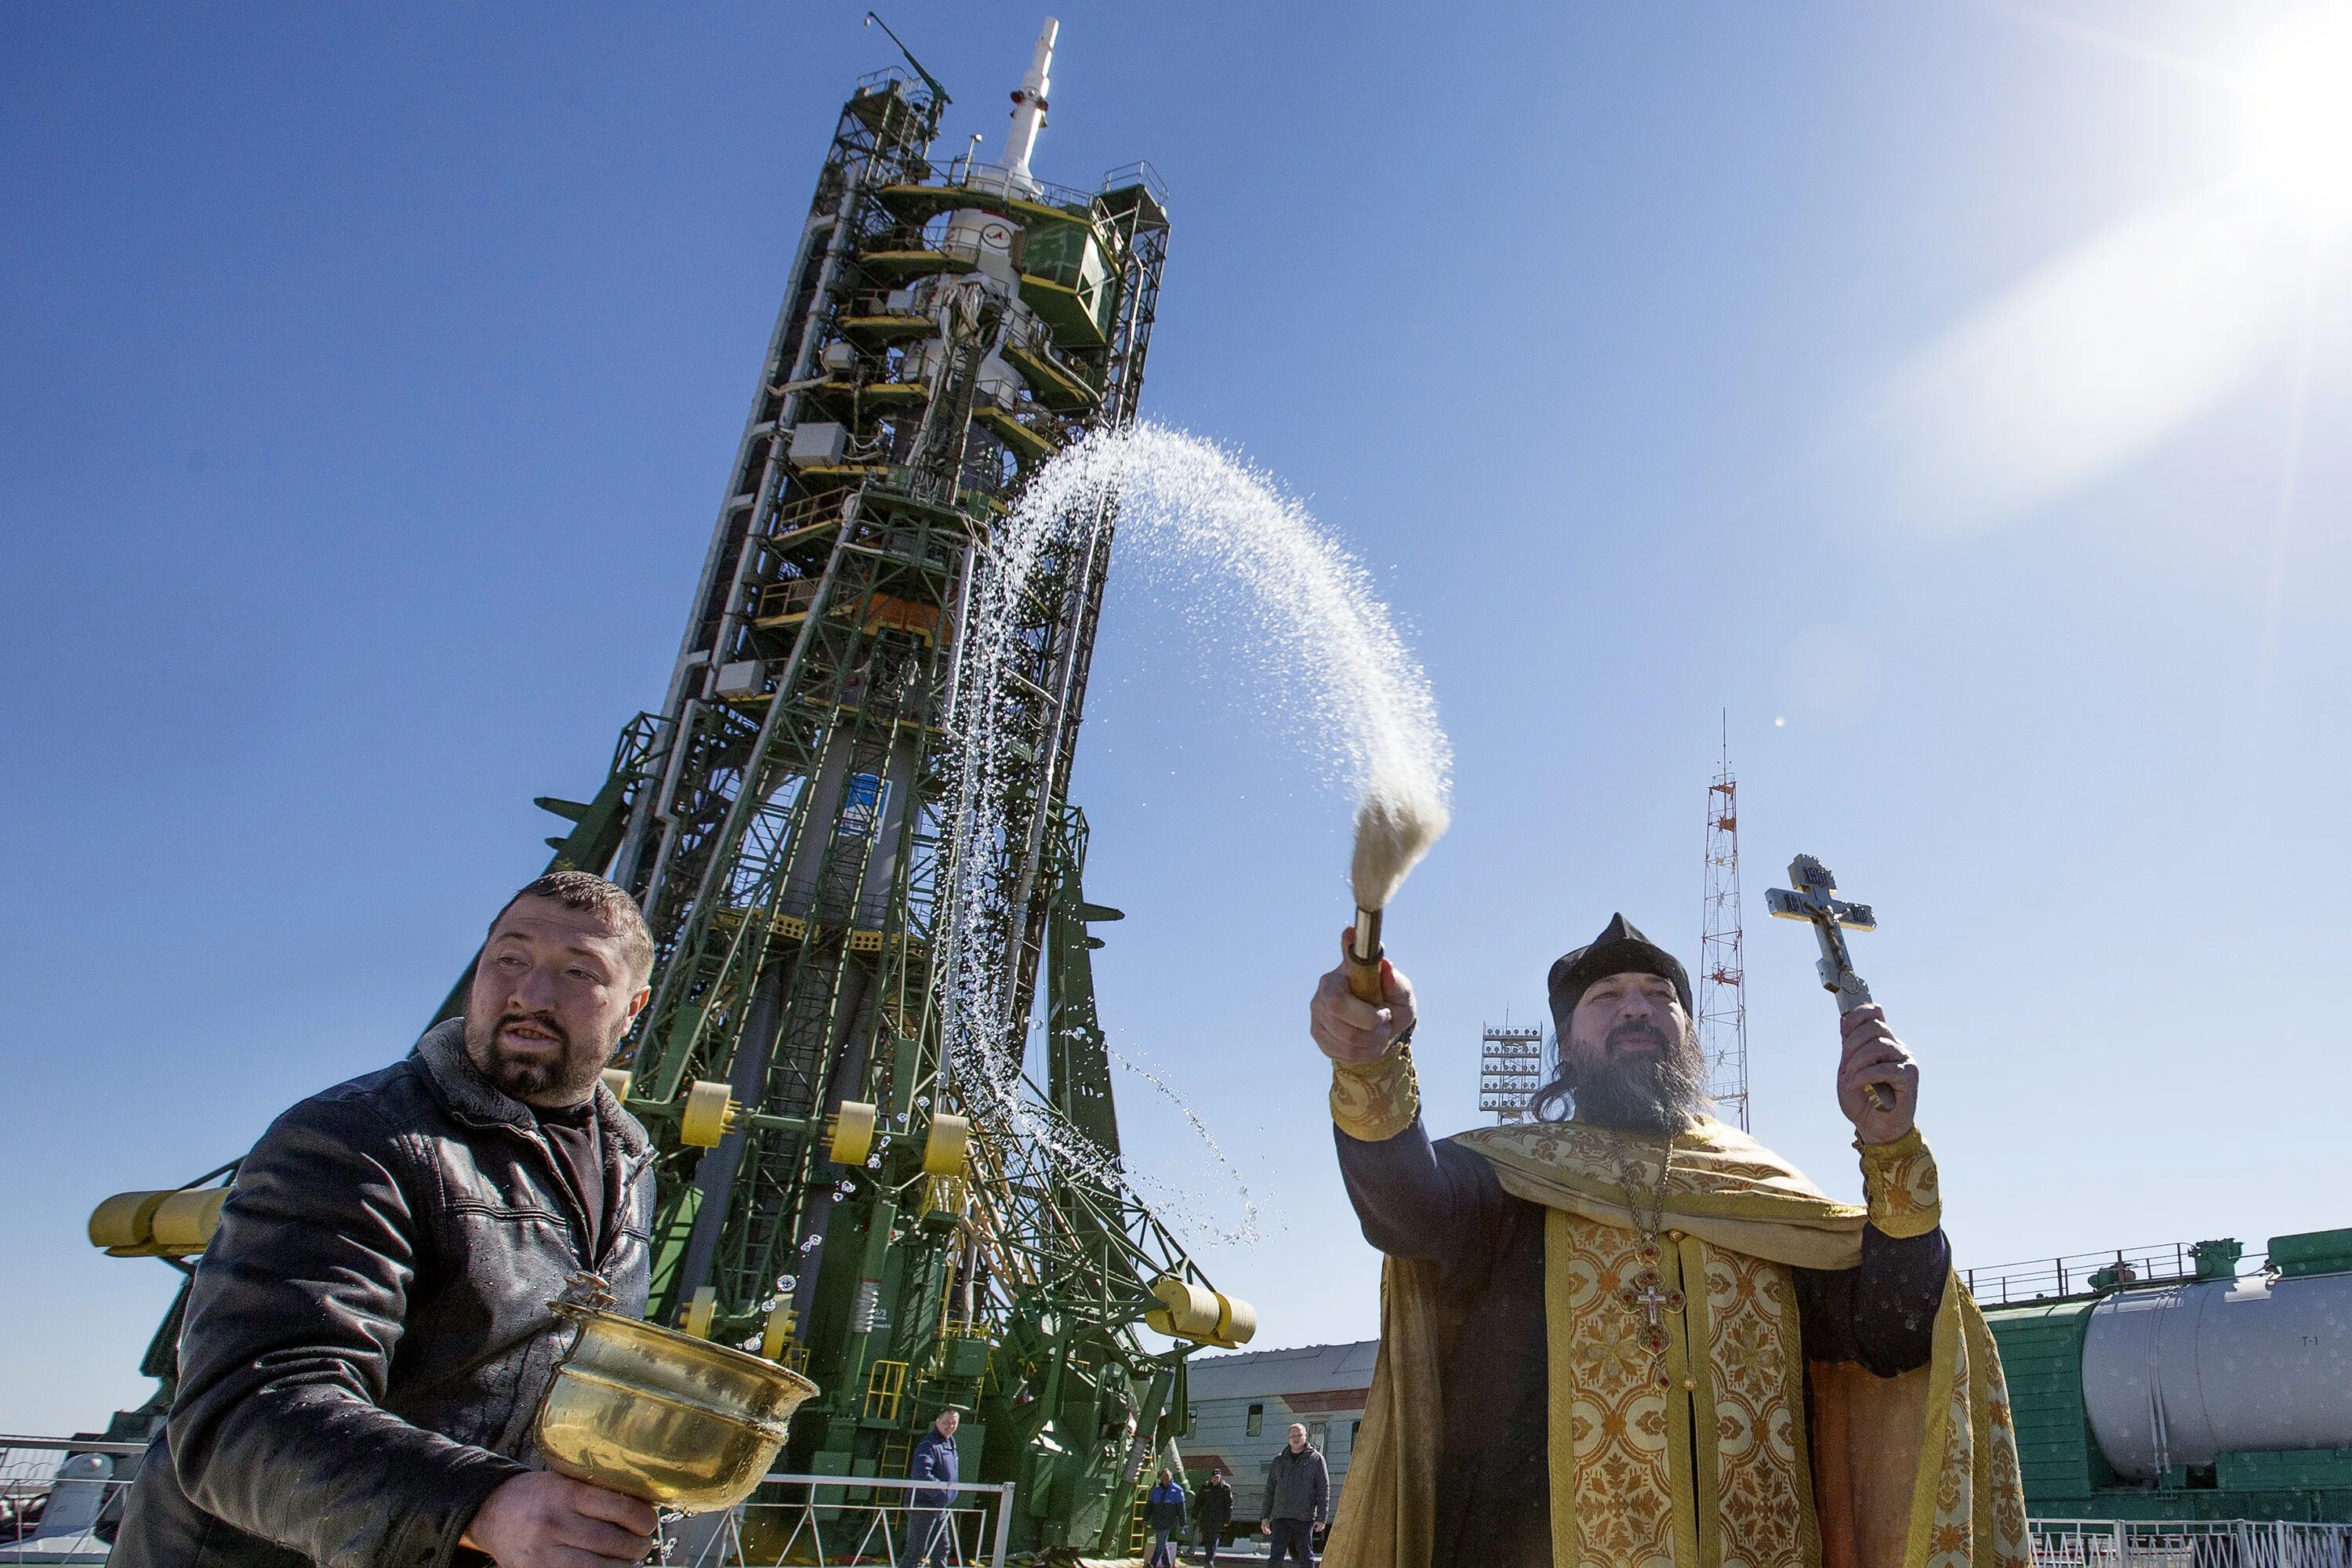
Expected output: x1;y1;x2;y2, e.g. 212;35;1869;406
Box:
5;2;2347;1435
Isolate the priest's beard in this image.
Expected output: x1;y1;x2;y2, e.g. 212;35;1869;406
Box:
1537;1017;1710;1135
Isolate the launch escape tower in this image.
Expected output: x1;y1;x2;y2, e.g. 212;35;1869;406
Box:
1698;721;1749;1130
94;21;1247;1558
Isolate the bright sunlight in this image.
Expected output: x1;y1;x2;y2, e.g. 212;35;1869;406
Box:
2238;8;2352;223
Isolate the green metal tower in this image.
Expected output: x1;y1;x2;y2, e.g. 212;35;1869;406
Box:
92;20;1250;1559
483;23;1240;1555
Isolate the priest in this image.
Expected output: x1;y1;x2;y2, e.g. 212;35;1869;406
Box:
1311;915;2027;1568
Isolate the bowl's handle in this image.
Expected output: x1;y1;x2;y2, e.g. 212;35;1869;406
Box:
557;1270;618;1314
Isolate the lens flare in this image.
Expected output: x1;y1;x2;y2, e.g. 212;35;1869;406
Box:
2238;10;2352;223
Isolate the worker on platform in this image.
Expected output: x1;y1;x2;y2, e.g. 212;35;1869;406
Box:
1310;914;2031;1568
114;871;663;1568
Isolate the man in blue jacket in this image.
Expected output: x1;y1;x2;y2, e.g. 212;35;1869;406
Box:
900;1408;961;1568
1145;1468;1189;1568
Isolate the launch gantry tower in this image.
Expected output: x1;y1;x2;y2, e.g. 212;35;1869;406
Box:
555;25;1239;1552
99;21;1247;1559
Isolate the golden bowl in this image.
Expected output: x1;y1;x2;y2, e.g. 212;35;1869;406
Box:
534;1303;820;1513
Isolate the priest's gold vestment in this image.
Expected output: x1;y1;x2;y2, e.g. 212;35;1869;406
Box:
1323;1049;2028;1568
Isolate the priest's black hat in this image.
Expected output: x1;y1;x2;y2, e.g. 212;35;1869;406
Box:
1547;914;1695;1036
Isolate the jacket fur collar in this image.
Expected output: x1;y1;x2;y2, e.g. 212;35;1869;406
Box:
414;1015;651;1159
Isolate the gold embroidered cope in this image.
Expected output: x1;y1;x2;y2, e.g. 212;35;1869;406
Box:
1321;1054;2026;1568
1547;1212;1819;1568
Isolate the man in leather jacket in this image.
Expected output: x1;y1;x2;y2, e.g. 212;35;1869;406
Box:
114;871;665;1568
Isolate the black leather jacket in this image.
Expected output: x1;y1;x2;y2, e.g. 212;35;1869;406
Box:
113;1019;655;1568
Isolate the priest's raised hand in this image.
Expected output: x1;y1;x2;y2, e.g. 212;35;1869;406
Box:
1837;1001;1920;1145
1308;926;1417;1065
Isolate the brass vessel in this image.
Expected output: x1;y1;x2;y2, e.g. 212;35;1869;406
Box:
535;1300;819;1513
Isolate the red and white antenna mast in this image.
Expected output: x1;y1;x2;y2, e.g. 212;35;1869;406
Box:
1699;713;1750;1130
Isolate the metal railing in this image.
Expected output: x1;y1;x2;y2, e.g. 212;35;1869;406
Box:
1965;1243;2256;1306
998;318;1102;397
852;68;938;118
681;1472;1017;1568
2;1440;1019;1568
2;1436;146;1565
1098;162;1170;210
14;1433;2352;1568
2030;1519;2352;1567
919;155;1097;219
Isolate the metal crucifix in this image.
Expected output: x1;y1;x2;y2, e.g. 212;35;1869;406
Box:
1623;1276;1682;1329
1620;1269;1684;1387
1766;854;1891;1110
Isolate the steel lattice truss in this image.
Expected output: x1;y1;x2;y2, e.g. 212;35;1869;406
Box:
470;61;1210;1556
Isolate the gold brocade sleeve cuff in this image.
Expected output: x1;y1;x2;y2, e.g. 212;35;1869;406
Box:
1857;1127;1943;1238
1330;1040;1421;1142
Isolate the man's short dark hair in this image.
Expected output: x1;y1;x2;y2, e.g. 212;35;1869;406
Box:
491;870;655;985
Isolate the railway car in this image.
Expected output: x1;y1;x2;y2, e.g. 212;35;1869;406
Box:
1979;1228;2352;1523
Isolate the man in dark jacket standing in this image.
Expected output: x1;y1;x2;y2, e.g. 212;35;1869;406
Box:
112;871;663;1568
899;1409;961;1568
1260;1425;1328;1568
1194;1468;1233;1565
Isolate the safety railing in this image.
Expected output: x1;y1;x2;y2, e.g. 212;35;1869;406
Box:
1098;162;1171;211
2029;1519;2352;1568
0;1439;1020;1568
670;1472;1017;1568
18;1432;2352;1568
925;158;1098;220
854;227;991;277
1965;1243;2256;1306
998;318;1102;398
2;1436;147;1565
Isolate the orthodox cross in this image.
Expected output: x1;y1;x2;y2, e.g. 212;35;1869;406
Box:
1623;1275;1683;1329
1765;853;1890;1110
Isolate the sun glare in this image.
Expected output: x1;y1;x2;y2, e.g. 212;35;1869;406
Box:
2238;9;2352;223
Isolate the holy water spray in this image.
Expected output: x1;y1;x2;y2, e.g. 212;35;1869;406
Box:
943;420;1454;1012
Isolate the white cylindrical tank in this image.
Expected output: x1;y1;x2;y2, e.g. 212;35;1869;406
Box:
2082;1272;2352;1480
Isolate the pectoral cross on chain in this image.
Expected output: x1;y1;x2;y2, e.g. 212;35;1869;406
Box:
1619;1268;1684;1387
1624;1276;1682;1330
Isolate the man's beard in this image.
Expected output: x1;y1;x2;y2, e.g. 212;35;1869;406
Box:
462;1009;609;1103
1544;1018;1710;1135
